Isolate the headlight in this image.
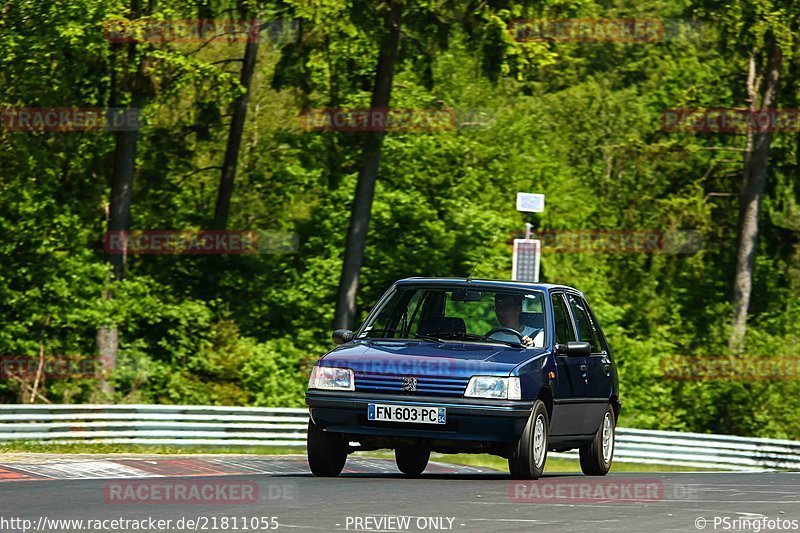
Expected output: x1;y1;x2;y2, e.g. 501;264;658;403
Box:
308;365;354;391
464;376;521;400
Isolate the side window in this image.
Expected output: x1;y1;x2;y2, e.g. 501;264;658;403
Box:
402;290;426;336
551;293;576;345
568;294;601;353
361;289;413;338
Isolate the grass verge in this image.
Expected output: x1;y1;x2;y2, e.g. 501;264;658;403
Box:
0;442;727;472
0;442;306;456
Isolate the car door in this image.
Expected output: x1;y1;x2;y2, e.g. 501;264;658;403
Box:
566;292;612;433
548;291;590;437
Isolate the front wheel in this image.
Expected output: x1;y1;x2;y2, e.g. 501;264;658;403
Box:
508;400;549;479
395;445;430;477
579;405;615;476
307;420;347;477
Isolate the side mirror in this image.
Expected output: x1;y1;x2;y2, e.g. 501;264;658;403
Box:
332;329;354;345
556;341;591;356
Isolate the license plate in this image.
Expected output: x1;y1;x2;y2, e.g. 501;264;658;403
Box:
367;404;446;425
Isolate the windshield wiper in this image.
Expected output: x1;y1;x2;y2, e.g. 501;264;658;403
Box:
360;328;442;343
439;331;525;349
412;332;445;343
363;329;515;347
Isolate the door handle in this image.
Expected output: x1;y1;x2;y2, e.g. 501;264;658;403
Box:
579;364;588;372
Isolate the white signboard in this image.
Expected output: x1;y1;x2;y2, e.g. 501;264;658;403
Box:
512;239;541;282
516;193;545;213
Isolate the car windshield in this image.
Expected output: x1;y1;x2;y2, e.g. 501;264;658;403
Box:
358;286;547;348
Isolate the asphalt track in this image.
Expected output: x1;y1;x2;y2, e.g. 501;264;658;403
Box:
0;455;798;532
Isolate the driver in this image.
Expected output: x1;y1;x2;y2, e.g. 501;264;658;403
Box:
488;293;542;347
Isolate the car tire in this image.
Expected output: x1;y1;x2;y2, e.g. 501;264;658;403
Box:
508;400;549;479
395;446;430;477
306;420;347;477
579;404;615;476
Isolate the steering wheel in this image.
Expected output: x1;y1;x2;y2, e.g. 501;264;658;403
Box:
485;327;525;342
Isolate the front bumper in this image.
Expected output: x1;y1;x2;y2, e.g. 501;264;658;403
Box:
306;390;534;443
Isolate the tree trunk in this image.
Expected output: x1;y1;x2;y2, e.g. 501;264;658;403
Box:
213;21;260;230
97;321;119;396
729;42;782;353
97;0;142;395
333;0;402;330
108;126;138;280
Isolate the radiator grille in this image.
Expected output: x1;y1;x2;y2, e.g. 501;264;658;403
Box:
354;373;469;397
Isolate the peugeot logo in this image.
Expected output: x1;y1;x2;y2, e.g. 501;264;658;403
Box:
401;377;417;393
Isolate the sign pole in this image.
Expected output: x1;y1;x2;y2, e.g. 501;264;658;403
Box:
514;193;544;283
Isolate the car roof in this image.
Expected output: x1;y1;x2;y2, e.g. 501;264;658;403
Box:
395;277;583;296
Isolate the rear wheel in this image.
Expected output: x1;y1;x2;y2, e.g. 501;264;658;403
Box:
395;445;430;477
307;420;347;477
508;400;549;479
579;405;615;476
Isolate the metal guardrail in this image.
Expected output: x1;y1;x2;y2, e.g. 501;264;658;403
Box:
1;404;798;471
0;405;309;447
569;428;800;471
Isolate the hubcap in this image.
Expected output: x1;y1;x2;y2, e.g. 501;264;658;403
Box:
533;414;546;468
601;412;614;463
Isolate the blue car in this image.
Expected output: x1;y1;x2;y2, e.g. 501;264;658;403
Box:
305;278;620;479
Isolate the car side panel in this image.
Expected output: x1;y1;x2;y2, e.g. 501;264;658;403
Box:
545;290;594;437
569;293;617;433
549;356;593;436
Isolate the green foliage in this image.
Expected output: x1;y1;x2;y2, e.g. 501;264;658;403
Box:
0;0;798;439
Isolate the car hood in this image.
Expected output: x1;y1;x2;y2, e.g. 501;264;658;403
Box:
319;340;545;378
